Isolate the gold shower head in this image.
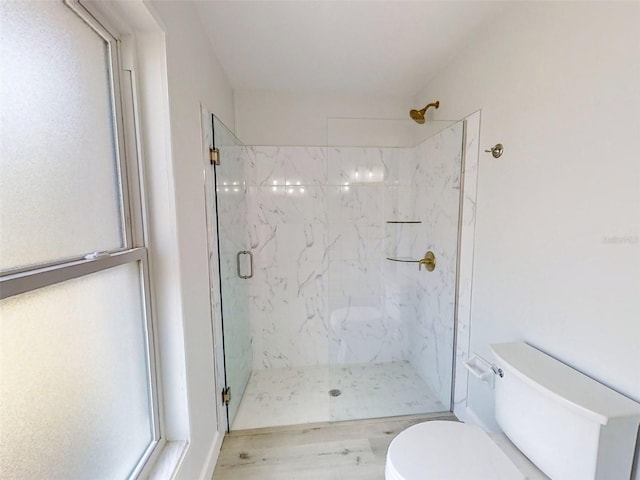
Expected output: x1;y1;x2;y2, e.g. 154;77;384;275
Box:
409;101;440;124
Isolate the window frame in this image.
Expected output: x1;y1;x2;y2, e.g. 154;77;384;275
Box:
0;1;164;477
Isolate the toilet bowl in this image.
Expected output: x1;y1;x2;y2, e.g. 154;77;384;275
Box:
385;342;640;480
385;421;525;480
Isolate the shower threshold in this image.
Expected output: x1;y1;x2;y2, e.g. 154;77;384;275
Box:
231;361;446;431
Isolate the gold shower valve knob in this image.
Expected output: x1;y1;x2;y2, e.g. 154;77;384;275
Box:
419;251;436;272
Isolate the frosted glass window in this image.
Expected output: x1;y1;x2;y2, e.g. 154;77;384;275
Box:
0;262;154;479
0;1;125;271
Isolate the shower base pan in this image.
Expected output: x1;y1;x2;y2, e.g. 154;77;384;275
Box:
231;361;446;430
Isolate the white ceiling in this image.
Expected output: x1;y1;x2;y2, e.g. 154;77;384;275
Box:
195;1;507;97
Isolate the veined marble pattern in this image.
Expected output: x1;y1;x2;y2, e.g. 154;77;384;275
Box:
249;146;327;186
453;112;481;415
327;184;383;224
328;362;445;422
328;223;383;261
248;221;328;369
241;126;464;404
210;117;477;434
252;185;328;226
327;147;388;185
329;305;408;365
231;361;446;430
246;147;331;371
408;122;464;408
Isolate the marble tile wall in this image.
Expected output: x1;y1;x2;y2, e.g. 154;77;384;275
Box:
245;147;330;369
327;147;406;367
404;123;464;407
242;122;465;411
210;114;479;428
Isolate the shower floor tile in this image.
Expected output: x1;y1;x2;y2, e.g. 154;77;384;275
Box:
231;361;446;430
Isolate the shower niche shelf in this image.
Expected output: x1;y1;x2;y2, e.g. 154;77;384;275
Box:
385;256;419;263
385;220;422;262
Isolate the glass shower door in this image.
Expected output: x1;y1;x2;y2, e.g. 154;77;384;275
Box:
206;115;253;429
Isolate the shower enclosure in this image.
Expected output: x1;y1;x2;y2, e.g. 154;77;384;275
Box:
206;115;467;430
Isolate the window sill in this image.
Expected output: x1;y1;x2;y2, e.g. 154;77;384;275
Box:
147;441;188;480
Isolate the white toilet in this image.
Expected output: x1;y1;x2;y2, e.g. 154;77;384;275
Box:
385;420;527;480
385;342;640;480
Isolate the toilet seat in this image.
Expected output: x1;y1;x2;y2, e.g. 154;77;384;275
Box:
385;421;525;480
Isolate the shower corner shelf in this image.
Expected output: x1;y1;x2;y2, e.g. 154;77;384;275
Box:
385;256;419;263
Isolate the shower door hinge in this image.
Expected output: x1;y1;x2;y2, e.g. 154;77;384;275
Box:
222;386;231;406
210;147;220;165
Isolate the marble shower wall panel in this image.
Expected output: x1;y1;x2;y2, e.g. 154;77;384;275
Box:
327;147;411;365
409;123;464;407
327;221;405;365
246;147;330;369
251;146;328;187
326;183;384;312
327;147;388;186
382;148;429;261
246;126;463;380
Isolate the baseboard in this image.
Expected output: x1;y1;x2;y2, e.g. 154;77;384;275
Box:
199;430;224;480
454;406;495;432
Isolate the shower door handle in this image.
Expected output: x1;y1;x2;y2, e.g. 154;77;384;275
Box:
236;250;253;279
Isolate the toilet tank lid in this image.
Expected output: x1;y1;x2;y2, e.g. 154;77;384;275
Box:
491;342;640;425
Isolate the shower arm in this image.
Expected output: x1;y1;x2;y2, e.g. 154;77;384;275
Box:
420;101;440;114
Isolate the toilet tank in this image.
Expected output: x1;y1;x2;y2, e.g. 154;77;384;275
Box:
491;342;640;480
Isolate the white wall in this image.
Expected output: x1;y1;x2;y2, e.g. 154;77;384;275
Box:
235;90;414;146
139;0;639;475
415;0;640;468
143;2;234;478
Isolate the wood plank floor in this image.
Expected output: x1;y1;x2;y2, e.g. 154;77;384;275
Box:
212;413;456;480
